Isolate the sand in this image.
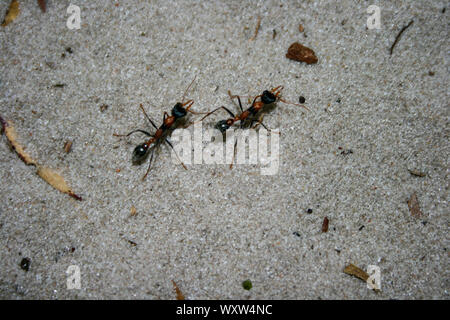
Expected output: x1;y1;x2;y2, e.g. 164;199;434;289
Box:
0;0;448;299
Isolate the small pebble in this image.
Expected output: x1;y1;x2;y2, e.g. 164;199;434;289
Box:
299;96;306;104
306;208;313;214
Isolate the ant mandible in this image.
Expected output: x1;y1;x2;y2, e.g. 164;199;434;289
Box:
114;77;204;180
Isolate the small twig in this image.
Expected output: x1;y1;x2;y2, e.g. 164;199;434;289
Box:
390;20;414;55
172;280;185;300
250;16;261;41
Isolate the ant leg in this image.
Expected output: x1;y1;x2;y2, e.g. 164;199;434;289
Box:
230;140;238;169
139;104;158;129
163;111;169;122
249;116;281;135
227;91;244;113
113;129;154;137
196;106;235;123
164;138;187;170
142;147;157;181
228;90;262;109
250;116;269;131
229;117;246;169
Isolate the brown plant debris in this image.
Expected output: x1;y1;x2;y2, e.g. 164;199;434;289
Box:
130;206;137;217
100;104;109;112
298;24;304;32
322;216;329;232
286;42;318;64
343;263;369;282
250;16;261;41
407;193;422;218
37;166;82;200
408;169;426;177
64;140;72;153
1;116;82;201
1;117;36;165
172;280;185;300
390;20;414;55
127;239;137;247
2;0;20;27
37;0;46;12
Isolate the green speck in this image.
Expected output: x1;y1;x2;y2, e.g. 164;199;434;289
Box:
242;279;252;290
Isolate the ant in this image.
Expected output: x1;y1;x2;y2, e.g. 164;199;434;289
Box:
114;77;204;180
197;86;309;168
199;86;309;133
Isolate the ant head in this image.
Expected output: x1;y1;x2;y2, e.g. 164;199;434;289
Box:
172;102;187;119
132;143;148;164
215;120;231;133
261;90;277;105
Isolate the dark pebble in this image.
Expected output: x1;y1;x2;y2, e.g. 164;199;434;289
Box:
306;208;313;214
299;96;306;104
20;258;30;272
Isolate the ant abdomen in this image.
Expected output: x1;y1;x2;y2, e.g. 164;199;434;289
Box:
132;143;149;164
215;120;231;133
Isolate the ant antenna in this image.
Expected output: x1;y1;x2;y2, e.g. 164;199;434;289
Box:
271;86;310;111
181;75;197;103
279;98;310;111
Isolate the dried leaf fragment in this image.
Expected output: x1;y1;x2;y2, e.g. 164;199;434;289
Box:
37;166;82;200
343;263;369;282
322;216;329;233
130;206;137;217
172;280;185;300
37;0;46;13
64;140;72;153
407;193;422;218
2;0;20;27
1;116;36;165
408;169;426;177
298;24;304;32
1;116;82;201
286;42;318;64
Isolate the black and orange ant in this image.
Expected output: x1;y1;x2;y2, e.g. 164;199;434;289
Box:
197;86;309;168
199;86;309;133
114;77;204;180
